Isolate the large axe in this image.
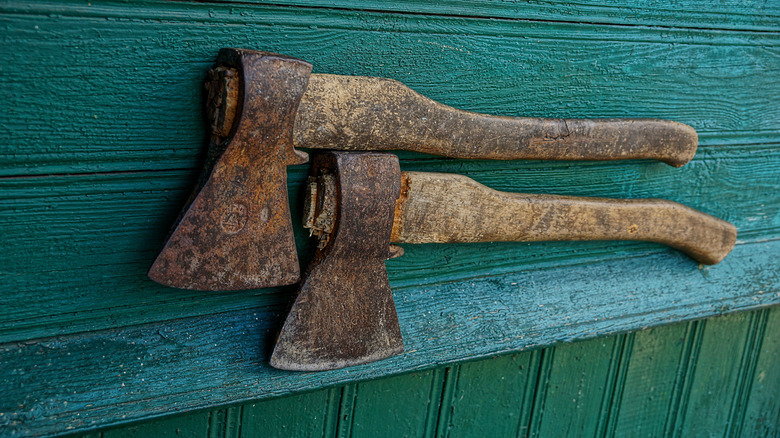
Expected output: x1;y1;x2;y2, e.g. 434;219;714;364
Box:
270;151;736;371
148;48;699;291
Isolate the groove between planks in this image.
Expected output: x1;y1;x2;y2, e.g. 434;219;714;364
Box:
2;1;779;176
6;0;780;32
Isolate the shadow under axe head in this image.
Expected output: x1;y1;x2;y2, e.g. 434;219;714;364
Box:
148;49;312;290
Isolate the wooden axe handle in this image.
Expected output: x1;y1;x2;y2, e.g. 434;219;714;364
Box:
390;172;736;265
294;75;698;167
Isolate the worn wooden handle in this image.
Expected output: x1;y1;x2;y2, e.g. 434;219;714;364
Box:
391;172;736;265
294;75;698;167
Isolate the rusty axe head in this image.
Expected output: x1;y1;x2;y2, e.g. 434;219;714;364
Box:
148;49;312;290
270;152;405;371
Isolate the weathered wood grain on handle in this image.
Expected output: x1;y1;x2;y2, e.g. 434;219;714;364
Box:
294;75;698;167
391;172;736;265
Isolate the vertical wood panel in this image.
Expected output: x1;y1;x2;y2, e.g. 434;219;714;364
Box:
531;336;626;437
101;411;209;438
741;308;780;437
612;324;691;437
445;353;540;438
676;312;758;437
434;367;458;438
240;389;333;437
208;407;241;438
349;370;440;437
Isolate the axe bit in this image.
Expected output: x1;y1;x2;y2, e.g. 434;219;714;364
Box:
270;151;736;371
149;48;698;291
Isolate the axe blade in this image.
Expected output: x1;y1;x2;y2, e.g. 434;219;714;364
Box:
270;152;404;371
269;251;404;371
148;49;312;290
147;148;301;290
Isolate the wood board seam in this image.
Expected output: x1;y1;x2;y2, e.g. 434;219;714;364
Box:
5;0;780;35
3;1;780;45
337;384;359;438
524;348;554;437
421;368;446;438
322;387;341;438
3;142;780;181
165;0;780;35
727;309;770;438
665;320;705;437
433;366;458;438
599;333;635;438
513;351;539;438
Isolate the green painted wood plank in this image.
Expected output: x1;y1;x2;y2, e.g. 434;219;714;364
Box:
0;239;777;437
2;1;779;176
531;337;622;436
208;407;241;438
240;389;333;437
742;308;780;437
444;353;540;438
725;310;770;437
611;323;691;437
1;144;777;344
600;335;634;438
101;410;210;438
662;321;706;437
71;433;100;438
0;0;775;436
674;312;759;436
187;0;780;32
424;368;451;438
348;370;440;437
433;367;458;438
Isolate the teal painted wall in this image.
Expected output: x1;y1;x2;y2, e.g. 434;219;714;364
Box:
1;0;778;436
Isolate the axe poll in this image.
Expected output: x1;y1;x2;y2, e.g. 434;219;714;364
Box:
148;48;700;291
270;151;736;371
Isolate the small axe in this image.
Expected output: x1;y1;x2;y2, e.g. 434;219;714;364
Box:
148;48;700;291
269;151;737;371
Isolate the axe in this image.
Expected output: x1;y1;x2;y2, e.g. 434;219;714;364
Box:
270;151;737;371
148;48;699;291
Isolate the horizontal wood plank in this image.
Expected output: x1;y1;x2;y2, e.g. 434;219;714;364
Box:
743;309;780;437
2;0;779;176
1;144;777;344
0;239;778;437
191;0;780;31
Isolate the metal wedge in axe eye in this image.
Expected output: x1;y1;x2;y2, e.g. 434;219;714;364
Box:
148;47;700;291
269;151;737;371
